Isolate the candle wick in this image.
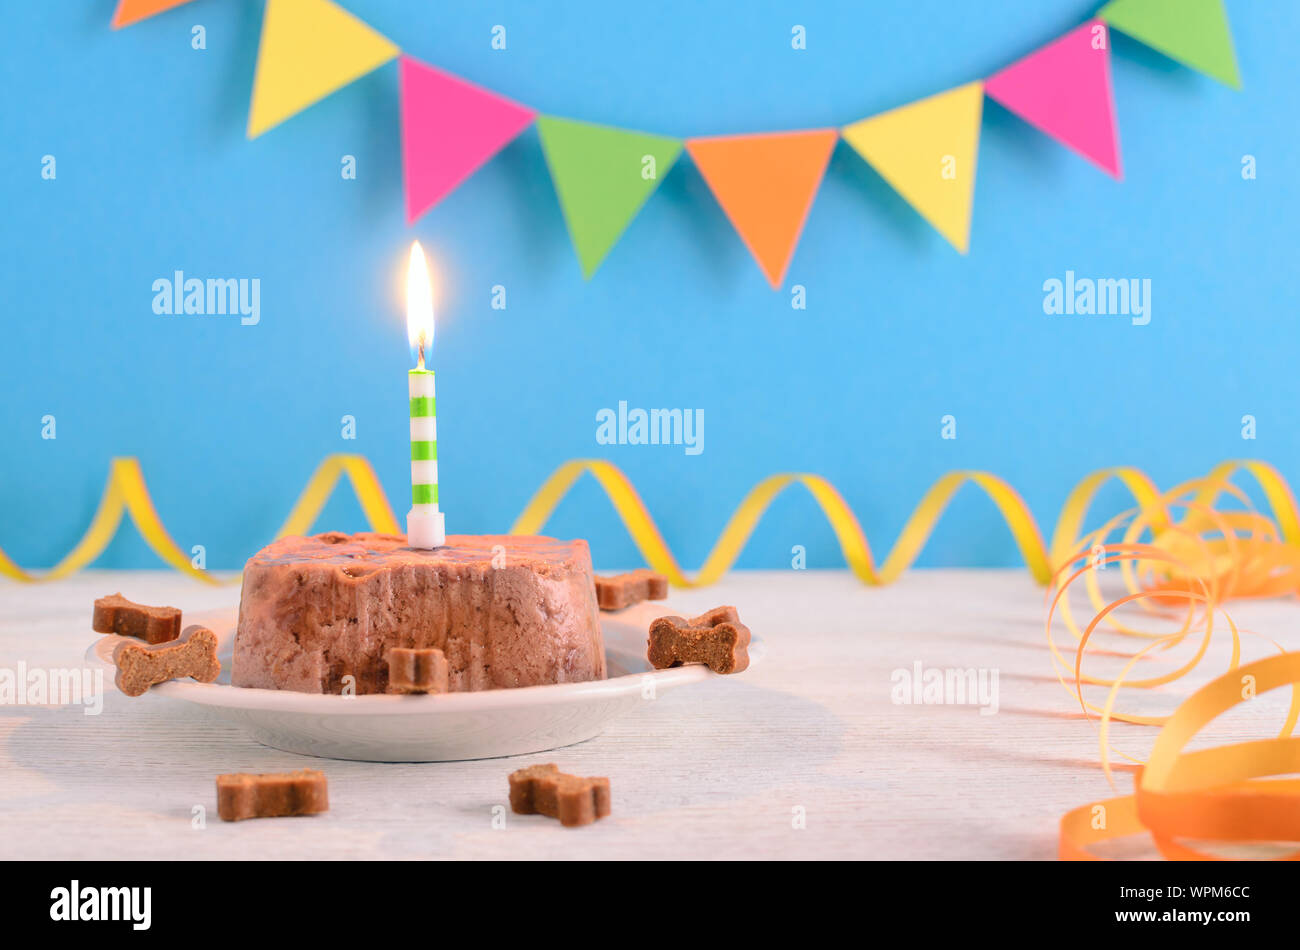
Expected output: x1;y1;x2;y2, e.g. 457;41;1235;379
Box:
417;338;425;371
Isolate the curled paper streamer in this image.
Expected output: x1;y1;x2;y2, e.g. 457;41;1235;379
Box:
0;455;396;585
512;458;1300;589
1050;476;1300;859
1059;653;1300;860
511;459;1051;587
2;456;1298;590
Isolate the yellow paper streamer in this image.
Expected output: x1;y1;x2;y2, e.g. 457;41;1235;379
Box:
509;459;1060;586
0;455;396;584
2;455;1297;589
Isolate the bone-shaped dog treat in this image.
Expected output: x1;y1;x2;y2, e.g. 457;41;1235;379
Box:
216;769;329;821
594;569;668;610
112;625;221;697
93;592;182;644
387;647;449;694
647;606;751;674
508;763;611;827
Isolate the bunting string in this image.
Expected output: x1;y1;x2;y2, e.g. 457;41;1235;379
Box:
110;0;1242;285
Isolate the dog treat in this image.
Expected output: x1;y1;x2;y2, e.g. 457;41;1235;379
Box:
647;606;751;674
112;625;221;697
92;592;182;644
508;763;611;827
216;769;329;822
594;569;668;610
387;647;449;694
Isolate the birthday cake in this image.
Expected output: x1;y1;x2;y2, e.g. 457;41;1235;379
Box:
231;532;606;695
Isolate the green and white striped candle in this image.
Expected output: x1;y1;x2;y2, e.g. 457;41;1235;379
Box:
405;241;445;548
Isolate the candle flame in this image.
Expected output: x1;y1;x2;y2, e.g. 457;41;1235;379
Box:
406;241;435;359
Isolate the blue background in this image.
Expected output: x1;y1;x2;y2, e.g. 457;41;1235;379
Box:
2;0;1296;572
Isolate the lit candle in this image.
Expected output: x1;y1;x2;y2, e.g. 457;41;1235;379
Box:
405;241;445;548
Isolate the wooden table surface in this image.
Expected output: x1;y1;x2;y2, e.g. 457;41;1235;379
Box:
1;569;1293;860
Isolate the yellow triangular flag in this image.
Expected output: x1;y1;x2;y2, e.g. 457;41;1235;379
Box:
842;82;983;253
248;0;400;138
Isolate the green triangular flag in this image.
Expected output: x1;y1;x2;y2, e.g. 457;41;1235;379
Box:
1099;0;1240;89
537;116;682;278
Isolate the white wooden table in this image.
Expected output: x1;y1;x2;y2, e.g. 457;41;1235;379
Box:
1;569;1293;860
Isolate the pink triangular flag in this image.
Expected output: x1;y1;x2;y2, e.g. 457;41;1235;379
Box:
400;56;537;223
985;20;1122;179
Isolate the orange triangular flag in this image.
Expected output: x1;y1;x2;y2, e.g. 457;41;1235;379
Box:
687;129;837;288
111;0;196;29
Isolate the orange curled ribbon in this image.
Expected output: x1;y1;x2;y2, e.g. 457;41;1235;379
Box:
1051;476;1300;859
1060;652;1300;860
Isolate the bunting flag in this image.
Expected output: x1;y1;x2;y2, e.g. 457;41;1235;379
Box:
1099;0;1240;89
111;0;195;28
537;117;682;278
110;2;1244;285
841;82;984;254
401;57;537;224
985;21;1122;179
247;0;399;139
686;130;838;288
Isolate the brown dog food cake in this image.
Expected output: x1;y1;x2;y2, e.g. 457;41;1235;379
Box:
232;533;605;695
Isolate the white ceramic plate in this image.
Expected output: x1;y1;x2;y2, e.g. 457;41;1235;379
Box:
87;603;763;762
